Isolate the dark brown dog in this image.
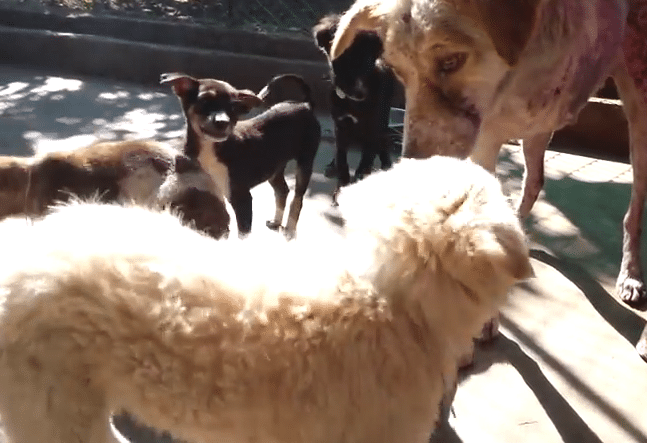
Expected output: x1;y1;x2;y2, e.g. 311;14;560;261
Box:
161;73;321;239
313;13;395;196
0;140;230;239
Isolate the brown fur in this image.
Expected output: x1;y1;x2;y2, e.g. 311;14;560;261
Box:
330;0;647;356
0;156;530;443
0;140;230;239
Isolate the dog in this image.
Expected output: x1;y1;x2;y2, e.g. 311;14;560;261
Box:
330;0;647;357
161;72;321;239
0;139;230;239
313;13;396;196
0;155;531;443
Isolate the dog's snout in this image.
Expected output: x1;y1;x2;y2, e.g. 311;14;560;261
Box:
211;111;230;130
353;79;367;100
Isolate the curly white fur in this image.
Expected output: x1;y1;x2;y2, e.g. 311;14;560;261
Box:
0;156;531;443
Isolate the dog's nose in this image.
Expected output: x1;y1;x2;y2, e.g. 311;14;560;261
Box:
211;111;230;131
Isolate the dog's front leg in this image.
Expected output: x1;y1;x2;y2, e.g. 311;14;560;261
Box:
230;190;253;237
518;132;553;218
335;128;353;187
331;126;353;204
612;55;647;307
469;134;508;174
355;142;378;181
378;131;394;171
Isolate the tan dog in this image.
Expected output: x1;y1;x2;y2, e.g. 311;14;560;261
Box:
0;156;530;443
0;139;230;239
330;0;647;355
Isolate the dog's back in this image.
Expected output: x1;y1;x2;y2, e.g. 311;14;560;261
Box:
221;98;321;191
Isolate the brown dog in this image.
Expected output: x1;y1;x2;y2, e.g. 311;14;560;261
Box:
330;0;647;357
161;73;321;239
0;140;230;239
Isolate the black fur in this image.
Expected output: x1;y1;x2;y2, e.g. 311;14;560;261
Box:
313;13;396;198
162;73;321;239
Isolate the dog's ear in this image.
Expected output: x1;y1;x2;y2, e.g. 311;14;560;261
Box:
160;73;199;99
475;0;543;66
313;15;339;54
330;0;387;60
234;90;263;114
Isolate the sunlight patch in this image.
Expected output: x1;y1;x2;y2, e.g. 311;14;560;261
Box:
97;90;131;101
101;108;168;139
55;117;83;125
137;92;167;101
0;82;30;97
30;77;83;96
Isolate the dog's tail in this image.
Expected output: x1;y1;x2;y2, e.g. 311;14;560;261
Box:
258;74;315;109
0;156;36;219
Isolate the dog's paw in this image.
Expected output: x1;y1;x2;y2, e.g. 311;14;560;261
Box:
283;229;297;241
331;188;341;207
616;274;647;306
637;326;647;362
266;220;282;231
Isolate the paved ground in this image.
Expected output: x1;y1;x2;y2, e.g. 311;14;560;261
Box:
0;64;646;443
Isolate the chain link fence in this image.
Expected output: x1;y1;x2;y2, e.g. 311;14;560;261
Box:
26;0;354;36
226;0;352;34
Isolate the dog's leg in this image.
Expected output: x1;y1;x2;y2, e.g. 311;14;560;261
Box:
378;132;393;171
469;135;507;173
331;129;353;205
518;132;553;218
612;57;647;306
284;165;313;239
335;127;352;187
230;190;253;237
355;142;377;181
266;166;289;231
324;157;338;178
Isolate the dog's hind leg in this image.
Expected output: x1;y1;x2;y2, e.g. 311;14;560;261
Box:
266;165;289;231
518;132;553;218
613;52;647;307
284;164;313;239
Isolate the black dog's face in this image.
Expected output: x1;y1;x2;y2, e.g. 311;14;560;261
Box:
161;73;262;142
313;14;384;101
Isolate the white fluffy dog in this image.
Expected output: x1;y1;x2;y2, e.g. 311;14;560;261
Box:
0;156;531;443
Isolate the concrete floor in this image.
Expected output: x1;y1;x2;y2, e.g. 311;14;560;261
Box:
0;64;645;443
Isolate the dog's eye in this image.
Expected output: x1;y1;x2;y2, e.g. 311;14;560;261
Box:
437;53;467;74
